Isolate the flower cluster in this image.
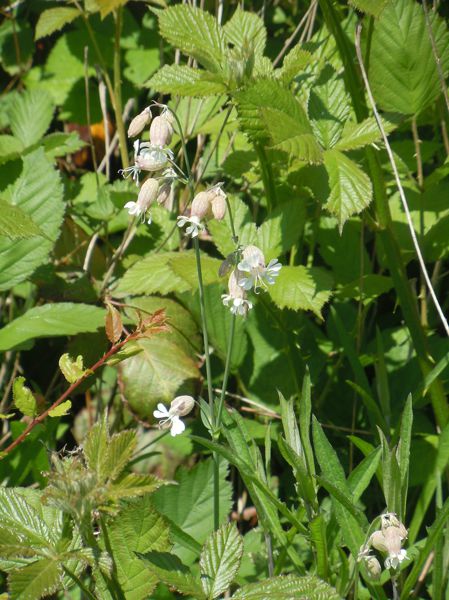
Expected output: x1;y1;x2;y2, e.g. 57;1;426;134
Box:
221;245;282;317
358;512;408;578
153;395;195;437
177;184;227;238
120;105;177;224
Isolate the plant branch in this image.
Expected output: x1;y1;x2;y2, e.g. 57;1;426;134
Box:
355;23;449;339
0;332;140;457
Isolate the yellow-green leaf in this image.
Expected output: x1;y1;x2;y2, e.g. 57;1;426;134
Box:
58;354;89;383
13;377;37;417
48;400;72;418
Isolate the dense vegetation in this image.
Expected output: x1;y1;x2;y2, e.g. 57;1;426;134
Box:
1;0;449;598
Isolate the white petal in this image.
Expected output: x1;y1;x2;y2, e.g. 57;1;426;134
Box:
170;416;185;436
154;403;169;417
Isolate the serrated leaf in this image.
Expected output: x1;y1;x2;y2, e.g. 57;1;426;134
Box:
13;377;37;418
256;200;306;261
147;65;226;96
334;116;395;151
0;489;50;547
0;199;43;240
102;496;169;600
323;149;372;231
48;400;71;418
157;5;225;72
107;474;163;500
58;353;88;383
8;558;60;600
223;8;266;57
276;45;313;83
35;7;80;40
0;149;64;291
153;458;232;564
0;135;24;164
348;0;388;17
200;523;243;599
42;131;86;159
231;574;342;599
138;551;207;598
83;417;108;479
268;266;332;317
115;252;190;296
368;0;449;115
8;90;54;148
87;0;128;18
0;303;106;352
169;252;223;289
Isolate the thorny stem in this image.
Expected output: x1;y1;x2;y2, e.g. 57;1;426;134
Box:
0;332;140;457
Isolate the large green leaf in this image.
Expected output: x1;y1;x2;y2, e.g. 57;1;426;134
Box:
138;551;206;599
0;198;42;239
0;488;51;547
348;0;389;17
103;496;170;600
232;575;342;599
157;5;225;72
323;149;372;231
8;558;60;600
8;89;54;148
34;7;80;40
0;303;106;352
0;148;64;290
256;200;306;261
115;252;190;296
152;457;232;564
368;0;449;115
200;523;243;599
223;8;266;57
120;337;199;419
147;65;226;96
268;266;333;317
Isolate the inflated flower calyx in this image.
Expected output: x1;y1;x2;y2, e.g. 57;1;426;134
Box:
170;395;195;416
191;191;211;219
365;556;382;580
208;186;227;220
221;269;253;316
127;107;152;138
153;395;195;437
368;512;408;570
157;180;171;206
124;177;159;223
150;115;173;147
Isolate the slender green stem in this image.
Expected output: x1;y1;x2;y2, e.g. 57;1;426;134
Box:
62;565;96;600
113;8;129;169
255;143;276;212
215;314;236;430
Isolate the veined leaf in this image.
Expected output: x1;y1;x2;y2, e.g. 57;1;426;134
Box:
368;0;449;115
348;0;389;17
0;149;64;291
35;7;80;40
268;266;333;317
0;199;43;240
48;400;72;418
0;303;106;352
13;377;37;417
42;131;86;159
223;8;266;57
323;149;373;231
147;65;227;96
115;252;190;296
103;496;169;600
334;117;391;151
0;488;50;547
138;551;206;599
0;135;23;164
169;252;223;289
200;523;243;599
8;89;54;148
157;5;225;72
256;200;306;261
276;45;313;84
231;574;342;599
9;558;60;600
58;354;89;384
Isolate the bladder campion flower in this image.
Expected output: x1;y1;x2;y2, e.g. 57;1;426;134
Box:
191;191;211;219
124;177;159;223
207;183;227;221
153;395;195;436
222;269;253;316
364;512;408;571
177;215;204;238
238;245;282;293
127;106;152;138
150;115;173;148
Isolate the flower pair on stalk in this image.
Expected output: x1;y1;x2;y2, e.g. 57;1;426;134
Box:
358;512;408;578
177;184;228;238
121;105;177;223
222;246;282;317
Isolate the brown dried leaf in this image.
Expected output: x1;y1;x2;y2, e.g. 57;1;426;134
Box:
105;302;123;344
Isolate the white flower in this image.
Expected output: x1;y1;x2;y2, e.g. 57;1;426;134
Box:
385;549;407;570
124;177;159;223
369;516;408;571
153;395;195;437
222;269;253;316
237;245;282;293
119;141;173;185
177;215;204;238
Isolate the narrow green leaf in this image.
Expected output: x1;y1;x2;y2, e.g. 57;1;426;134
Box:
48;400;71;418
378;428;401;515
0;303;106;352
323;149;373;231
35;7;80;40
278;391;302;457
347;447;381;502
13;377;37;418
200;523;243;599
309;515;329;580
397;395;413;518
0;199;43;240
299;368;315;480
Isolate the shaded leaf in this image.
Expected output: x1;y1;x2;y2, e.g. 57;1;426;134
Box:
0;199;43;240
35;7;80;40
268;266;333;317
138;551;206;598
8;90;54;148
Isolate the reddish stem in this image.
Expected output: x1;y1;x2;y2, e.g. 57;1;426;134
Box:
1;333;139;457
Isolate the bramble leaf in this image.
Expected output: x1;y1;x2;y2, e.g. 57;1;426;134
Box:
13;377;37;418
35;7;80;40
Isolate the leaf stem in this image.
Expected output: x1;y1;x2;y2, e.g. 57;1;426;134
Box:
215;313;236;430
62;565;97;600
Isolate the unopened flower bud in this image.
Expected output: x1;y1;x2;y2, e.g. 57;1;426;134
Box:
365;556;382;580
191;191;211;219
137;177;159;211
208;186;227;220
157;181;172;206
150;116;173;147
170;395;195;417
161;107;175;126
127;107;152;138
369;530;388;553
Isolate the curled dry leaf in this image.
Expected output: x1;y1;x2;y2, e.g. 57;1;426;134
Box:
105;302;123;344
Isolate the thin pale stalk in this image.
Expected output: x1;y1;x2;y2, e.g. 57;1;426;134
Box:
83;47;99;184
62;565;97;600
215;314;236;429
113;8;129;169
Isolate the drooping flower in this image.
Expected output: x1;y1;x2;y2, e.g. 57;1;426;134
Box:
191;191;211;220
150;115;173;147
119;141;173;184
153;395;195;437
208;184;227;221
124;177;159;223
237;245;282;293
221;269;253;316
127;106;152;138
177;215;204;238
368;512;408;571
